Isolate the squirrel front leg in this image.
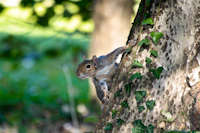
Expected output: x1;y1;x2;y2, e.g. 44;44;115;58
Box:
92;77;105;104
99;80;109;102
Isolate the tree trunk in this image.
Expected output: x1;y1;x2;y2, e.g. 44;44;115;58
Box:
89;0;133;102
96;0;200;132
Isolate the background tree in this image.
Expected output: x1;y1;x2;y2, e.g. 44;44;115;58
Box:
96;0;200;132
88;0;134;102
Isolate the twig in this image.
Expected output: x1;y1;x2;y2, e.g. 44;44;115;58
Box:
63;65;80;133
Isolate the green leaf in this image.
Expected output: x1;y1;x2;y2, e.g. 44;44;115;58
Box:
138;39;150;46
133;19;141;26
125;83;133;95
137;106;145;113
84;115;99;123
157;67;164;73
117;118;125;125
150;50;158;57
145;57;152;64
161;110;175;122
112;110;117;119
135;91;146;103
180;112;184;115
114;91;121;97
150;67;164;79
104;122;112;131
147;0;151;7
138;6;143;13
144;13;151;19
132;119;147;133
145;100;156;110
130;73;142;81
132;126;145;133
141;18;154;25
133;119;144;127
132;60;144;68
120;101;129;108
150;32;164;44
147;124;154;133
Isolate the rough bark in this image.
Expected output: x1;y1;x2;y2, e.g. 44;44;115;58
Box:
89;0;133;102
96;0;200;132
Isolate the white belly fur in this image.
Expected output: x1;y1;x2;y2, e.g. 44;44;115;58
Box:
96;62;115;80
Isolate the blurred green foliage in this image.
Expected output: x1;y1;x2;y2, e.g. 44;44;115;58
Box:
0;0;94;32
0;29;92;128
0;0;96;131
0;0;141;131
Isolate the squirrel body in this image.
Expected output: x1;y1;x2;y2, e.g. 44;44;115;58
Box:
76;44;132;103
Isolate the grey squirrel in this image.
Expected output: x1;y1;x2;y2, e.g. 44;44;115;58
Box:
76;43;133;104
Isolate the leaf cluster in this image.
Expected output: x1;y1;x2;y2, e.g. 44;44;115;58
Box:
132;119;154;133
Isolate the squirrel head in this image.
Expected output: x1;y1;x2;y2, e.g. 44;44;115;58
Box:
76;55;98;79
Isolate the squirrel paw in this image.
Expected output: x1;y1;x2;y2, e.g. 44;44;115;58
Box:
103;97;108;103
103;92;110;103
101;105;104;111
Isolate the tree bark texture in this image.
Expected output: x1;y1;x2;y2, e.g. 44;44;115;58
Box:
88;0;133;102
96;0;200;132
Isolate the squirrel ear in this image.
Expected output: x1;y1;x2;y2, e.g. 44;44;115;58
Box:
83;55;87;60
92;55;98;67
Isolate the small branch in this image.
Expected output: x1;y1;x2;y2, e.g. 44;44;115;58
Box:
63;65;80;133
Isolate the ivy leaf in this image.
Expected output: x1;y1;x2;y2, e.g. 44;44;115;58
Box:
130;73;142;81
145;100;156;110
112;110;117;119
133;19;141;26
137;106;145;113
132;119;147;133
180;112;184;115
150;50;158;57
132;60;144;68
147;124;154;133
133;119;145;127
145;57;152;64
114;91;121;97
157;67;164;73
135;91;146;103
138;6;143;13
141;18;154;25
84;115;99;123
161;110;175;122
147;0;151;7
125;83;133;95
144;13;151;19
138;39;150;46
150;67;164;79
117;118;125;125
150;32;164;44
104;122;112;131
120;101;129;108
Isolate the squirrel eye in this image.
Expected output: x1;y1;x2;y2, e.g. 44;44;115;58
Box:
86;64;91;68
